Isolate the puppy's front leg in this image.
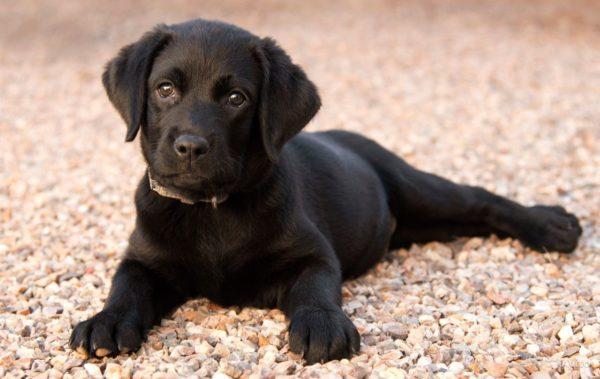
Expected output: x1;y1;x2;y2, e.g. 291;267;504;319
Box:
69;259;186;357
282;250;360;364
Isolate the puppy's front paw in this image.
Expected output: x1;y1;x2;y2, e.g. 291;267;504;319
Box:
518;205;582;253
288;305;360;364
69;310;144;358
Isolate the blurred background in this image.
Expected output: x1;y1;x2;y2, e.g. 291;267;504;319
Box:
0;1;598;377
1;0;598;204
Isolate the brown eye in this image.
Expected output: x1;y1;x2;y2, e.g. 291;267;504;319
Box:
228;91;246;107
157;81;175;98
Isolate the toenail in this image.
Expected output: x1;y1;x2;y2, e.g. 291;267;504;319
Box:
95;348;110;357
75;346;88;357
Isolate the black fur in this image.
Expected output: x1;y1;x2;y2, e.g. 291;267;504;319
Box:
70;19;582;364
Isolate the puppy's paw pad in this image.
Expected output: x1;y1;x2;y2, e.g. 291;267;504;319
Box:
69;310;144;358
115;322;143;353
521;205;582;253
288;305;360;364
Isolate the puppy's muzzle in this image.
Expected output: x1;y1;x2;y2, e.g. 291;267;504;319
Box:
173;134;209;161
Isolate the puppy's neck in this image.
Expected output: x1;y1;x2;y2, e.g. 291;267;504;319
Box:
147;171;226;208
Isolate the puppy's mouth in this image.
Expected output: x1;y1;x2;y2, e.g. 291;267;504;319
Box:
147;170;230;207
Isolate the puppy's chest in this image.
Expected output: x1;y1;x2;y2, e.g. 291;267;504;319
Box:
141;206;290;305
180;240;288;307
173;216;283;301
195;211;262;252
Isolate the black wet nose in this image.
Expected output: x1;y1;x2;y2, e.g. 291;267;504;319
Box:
173;135;209;160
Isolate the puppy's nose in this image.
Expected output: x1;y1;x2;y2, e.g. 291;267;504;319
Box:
173;135;209;160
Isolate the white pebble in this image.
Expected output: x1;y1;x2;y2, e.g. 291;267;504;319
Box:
526;344;540;355
83;363;102;379
104;363;123;379
582;324;600;343
448;362;464;373
530;286;548;297
557;325;573;342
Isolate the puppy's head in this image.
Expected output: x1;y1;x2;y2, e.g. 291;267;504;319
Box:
102;20;320;202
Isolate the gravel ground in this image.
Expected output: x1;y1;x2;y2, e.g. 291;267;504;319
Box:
1;1;599;378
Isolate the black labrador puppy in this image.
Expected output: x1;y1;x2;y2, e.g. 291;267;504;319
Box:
70;19;582;364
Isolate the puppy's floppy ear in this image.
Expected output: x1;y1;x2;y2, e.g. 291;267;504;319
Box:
253;38;321;162
102;25;172;142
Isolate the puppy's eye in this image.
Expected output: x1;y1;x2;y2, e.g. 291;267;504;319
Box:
227;91;246;107
157;81;175;98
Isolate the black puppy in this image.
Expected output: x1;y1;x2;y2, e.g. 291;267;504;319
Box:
70;19;582;364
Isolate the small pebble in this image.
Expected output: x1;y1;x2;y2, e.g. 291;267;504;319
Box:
530;372;553;379
382;323;409;339
484;360;508;377
582;324;600;343
530;286;548;297
84;363;103;379
527;344;540;355
557;325;574;342
104;363;125;379
448;362;464;373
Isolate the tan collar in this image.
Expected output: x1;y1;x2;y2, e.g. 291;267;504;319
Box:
148;171;225;208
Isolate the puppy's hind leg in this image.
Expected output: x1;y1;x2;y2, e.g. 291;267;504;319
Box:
389;222;509;249
328;131;582;253
382;161;582;253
